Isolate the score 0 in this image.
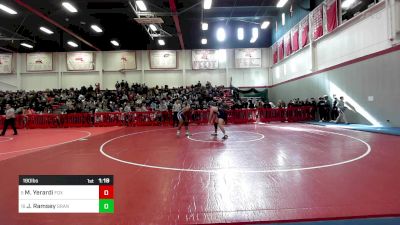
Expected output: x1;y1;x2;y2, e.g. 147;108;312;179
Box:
99;185;114;213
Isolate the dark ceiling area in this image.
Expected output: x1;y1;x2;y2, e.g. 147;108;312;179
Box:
0;0;293;53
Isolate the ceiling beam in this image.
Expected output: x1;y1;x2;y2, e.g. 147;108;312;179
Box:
0;47;15;53
0;27;35;43
210;6;278;10
178;2;202;15
14;0;101;51
188;15;276;21
169;0;184;49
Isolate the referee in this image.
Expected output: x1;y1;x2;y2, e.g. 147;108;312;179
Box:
1;104;18;136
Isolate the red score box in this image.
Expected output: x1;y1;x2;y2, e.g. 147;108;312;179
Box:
99;185;114;199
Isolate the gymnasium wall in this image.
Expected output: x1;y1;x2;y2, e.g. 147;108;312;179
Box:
0;48;270;91
271;2;392;84
0;53;18;91
272;0;312;43
269;1;400;126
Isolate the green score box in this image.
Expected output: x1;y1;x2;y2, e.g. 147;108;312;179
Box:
99;199;114;213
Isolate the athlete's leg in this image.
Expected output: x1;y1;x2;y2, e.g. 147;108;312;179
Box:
184;120;190;136
212;122;218;135
218;118;228;139
177;114;184;135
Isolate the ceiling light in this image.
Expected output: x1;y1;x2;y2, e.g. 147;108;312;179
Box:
135;0;147;11
21;43;33;49
261;21;270;29
91;25;103;33
0;4;17;14
276;0;289;8
149;24;157;32
204;0;212;9
237;27;244;40
111;40;119;46
202;22;208;31
62;2;78;13
158;39;165;46
216;27;226;42
341;0;357;9
39;26;54;34
201;38;207;45
67;41;78;48
282;13;286;26
250;27;259;43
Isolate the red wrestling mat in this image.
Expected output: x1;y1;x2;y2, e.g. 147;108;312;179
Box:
0;127;123;161
1;123;400;225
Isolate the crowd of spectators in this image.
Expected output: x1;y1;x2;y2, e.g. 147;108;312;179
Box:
230;95;341;122
0;80;341;122
0;81;229;116
273;95;342;122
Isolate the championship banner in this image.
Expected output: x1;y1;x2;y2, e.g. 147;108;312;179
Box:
0;54;12;74
149;50;177;69
192;49;218;70
103;51;136;71
278;38;284;61
27;53;53;72
291;25;299;52
300;16;310;48
67;52;95;71
272;44;278;64
284;33;292;57
234;48;261;68
311;5;324;40
326;0;338;33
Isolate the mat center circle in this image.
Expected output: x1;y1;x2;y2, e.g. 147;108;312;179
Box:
187;131;264;143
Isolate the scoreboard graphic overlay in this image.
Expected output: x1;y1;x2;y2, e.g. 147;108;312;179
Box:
19;175;114;213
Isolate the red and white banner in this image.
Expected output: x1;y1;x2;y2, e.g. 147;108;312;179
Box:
291;25;299;52
150;50;178;69
311;5;323;40
325;0;338;33
278;39;284;61
0;54;12;74
103;51;136;71
192;49;218;70
272;44;278;64
67;52;94;71
300;16;309;48
27;53;53;72
284;33;292;57
235;48;261;68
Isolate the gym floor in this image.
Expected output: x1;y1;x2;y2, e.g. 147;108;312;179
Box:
1;123;399;225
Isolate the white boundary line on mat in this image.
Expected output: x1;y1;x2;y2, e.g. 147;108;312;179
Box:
0;130;91;155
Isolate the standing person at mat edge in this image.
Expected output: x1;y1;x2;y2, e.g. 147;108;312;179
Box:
176;102;192;136
334;96;349;124
1;104;18;136
209;103;228;140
